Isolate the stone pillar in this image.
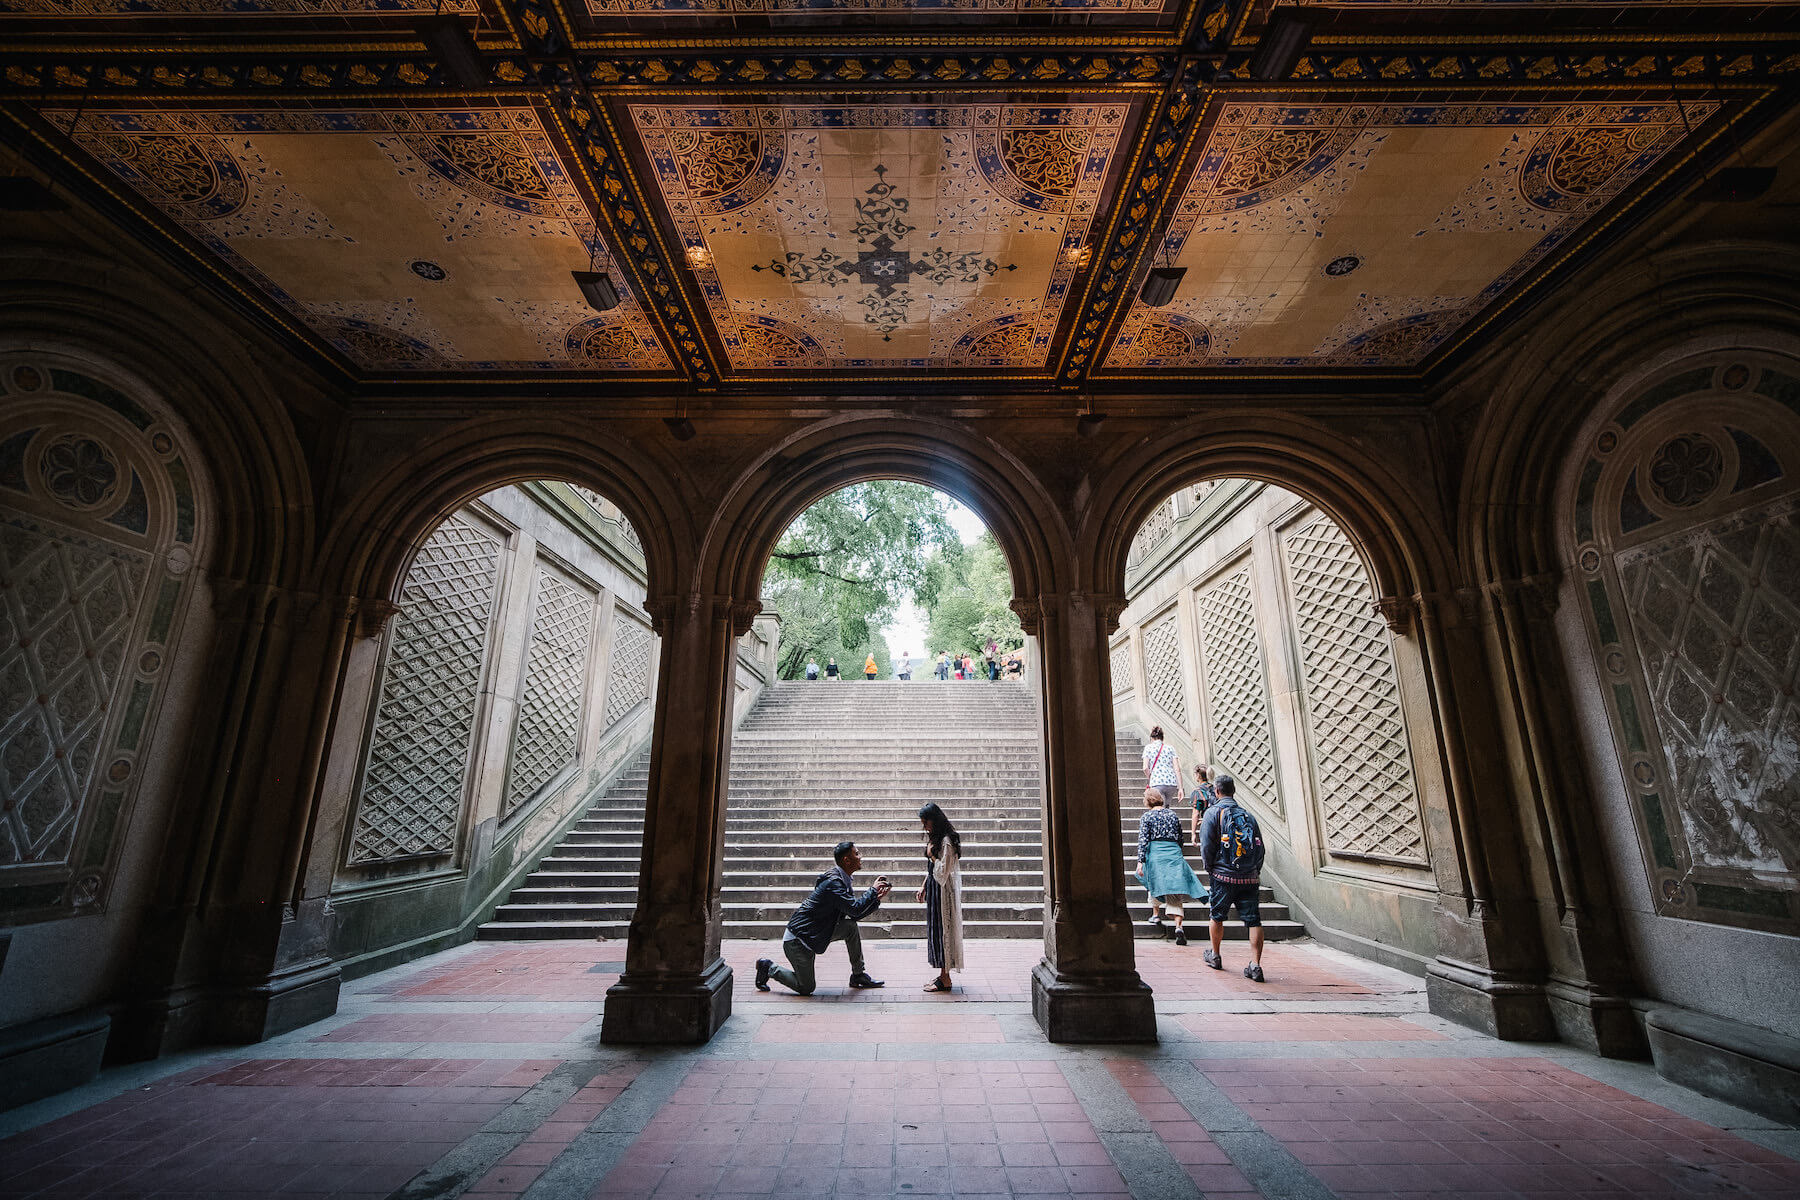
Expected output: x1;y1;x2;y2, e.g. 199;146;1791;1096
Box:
1019;592;1156;1042
600;593;751;1044
1391;592;1556;1042
1481;574;1644;1057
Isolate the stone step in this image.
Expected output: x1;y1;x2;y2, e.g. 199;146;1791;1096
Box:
477;919;1297;943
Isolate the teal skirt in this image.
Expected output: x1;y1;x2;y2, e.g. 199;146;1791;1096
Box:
1141;839;1204;901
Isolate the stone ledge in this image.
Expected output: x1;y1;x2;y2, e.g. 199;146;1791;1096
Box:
1644;1004;1800;1125
0;1009;111;1112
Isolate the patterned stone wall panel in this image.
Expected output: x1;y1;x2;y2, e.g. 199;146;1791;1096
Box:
1193;563;1282;813
505;567;597;815
1284;513;1427;865
1568;357;1800;933
348;513;501;865
603;611;655;727
1109;639;1133;696
1141;612;1188;727
0;362;199;922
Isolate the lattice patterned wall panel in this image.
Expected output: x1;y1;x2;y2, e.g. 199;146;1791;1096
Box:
0;525;147;866
1109;640;1133;695
505;567;597;815
603;611;655;727
1620;503;1800;877
1194;563;1281;813
1285;513;1425;864
349;514;501;865
1141;613;1188;726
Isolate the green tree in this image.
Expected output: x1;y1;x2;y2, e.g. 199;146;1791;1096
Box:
768;482;957;679
923;531;1023;656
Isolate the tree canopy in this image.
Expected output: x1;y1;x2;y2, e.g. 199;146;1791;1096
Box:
766;482;957;680
923;531;1023;656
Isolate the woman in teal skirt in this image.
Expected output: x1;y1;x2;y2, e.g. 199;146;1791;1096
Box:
1135;787;1205;946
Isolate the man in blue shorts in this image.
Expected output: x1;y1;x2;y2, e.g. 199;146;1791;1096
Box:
1197;775;1266;982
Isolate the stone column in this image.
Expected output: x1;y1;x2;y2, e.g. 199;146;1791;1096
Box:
600;593;753;1044
1389;592;1557;1042
1481;574;1644;1056
1020;592;1156;1042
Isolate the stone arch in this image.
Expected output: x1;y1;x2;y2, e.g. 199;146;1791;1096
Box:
1087;411;1455;608
0;241;314;592
1458;239;1800;587
701;416;1072;618
315;418;693;620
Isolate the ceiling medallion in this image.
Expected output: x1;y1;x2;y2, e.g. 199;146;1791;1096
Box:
409;260;448;282
748;164;1016;343
1323;255;1361;277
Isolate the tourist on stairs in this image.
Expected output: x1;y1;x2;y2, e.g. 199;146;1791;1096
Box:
825;657;840;680
864;652;878;680
756;840;889;995
1188;764;1219;845
1142;725;1181;807
1136;787;1204;945
1198;775;1267;982
916;803;963;992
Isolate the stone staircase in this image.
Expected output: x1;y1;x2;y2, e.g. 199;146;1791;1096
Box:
478;681;1302;942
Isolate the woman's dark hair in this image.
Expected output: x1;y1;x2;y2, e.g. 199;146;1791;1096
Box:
918;802;961;855
1149;726;1164;740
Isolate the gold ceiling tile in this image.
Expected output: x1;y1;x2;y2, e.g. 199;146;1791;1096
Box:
631;100;1132;372
52;104;672;374
1104;97;1719;373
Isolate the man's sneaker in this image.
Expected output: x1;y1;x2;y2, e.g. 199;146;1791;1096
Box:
754;959;772;991
1243;963;1265;983
1203;949;1223;970
1173;929;1188;946
848;973;885;988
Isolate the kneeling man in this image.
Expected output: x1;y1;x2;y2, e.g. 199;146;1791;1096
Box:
756;840;889;994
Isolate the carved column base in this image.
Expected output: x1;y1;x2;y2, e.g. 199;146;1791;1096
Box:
215;957;343;1044
601;958;734;1045
1031;960;1156;1043
1427;957;1555;1041
1545;976;1647;1059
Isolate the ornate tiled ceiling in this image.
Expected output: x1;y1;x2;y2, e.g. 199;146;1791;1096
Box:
629;101;1132;370
1102;98;1717;373
57;104;669;374
2;0;1795;392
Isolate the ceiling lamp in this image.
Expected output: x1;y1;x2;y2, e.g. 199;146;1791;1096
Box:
663;416;697;441
1249;8;1320;82
413;16;487;89
572;270;621;313
1139;266;1186;308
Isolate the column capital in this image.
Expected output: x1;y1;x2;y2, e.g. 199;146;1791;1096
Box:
1483;571;1563;622
351;596;403;640
1373;594;1416;634
1009;596;1041;636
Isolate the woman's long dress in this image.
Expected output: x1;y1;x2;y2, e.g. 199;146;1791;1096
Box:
924;839;964;971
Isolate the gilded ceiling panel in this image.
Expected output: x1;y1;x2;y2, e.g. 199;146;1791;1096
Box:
1103;99;1718;373
0;0;472;12
629;102;1131;372
588;0;1166;11
54;105;669;374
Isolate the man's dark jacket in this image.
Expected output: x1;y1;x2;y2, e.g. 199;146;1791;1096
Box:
785;866;882;953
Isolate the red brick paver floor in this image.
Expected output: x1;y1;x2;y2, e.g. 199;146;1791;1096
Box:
1;939;1792;1199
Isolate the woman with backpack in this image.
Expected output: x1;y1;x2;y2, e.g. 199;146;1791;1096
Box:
1142;726;1181;807
1135;788;1204;944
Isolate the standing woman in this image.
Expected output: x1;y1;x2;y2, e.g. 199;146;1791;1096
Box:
1136;788;1204;944
1143;726;1181;807
864;651;878;680
916;802;963;991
